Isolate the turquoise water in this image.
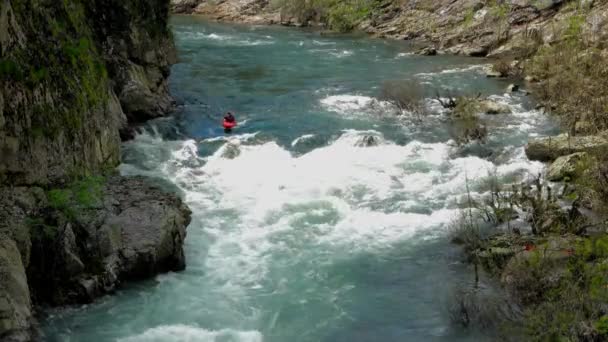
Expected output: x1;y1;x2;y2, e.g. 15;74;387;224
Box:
42;16;557;342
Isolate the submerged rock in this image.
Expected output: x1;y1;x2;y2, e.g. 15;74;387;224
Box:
546;152;588;181
355;135;381;147
525;133;608;162
221;143;242;159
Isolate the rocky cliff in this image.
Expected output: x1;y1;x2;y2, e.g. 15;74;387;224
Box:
0;1;191;341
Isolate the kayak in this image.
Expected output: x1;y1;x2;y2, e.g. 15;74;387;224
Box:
223;120;237;129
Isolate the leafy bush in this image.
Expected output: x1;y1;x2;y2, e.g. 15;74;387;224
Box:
518;237;608;341
379;79;425;118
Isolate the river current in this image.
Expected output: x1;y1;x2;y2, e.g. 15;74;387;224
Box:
43;15;557;342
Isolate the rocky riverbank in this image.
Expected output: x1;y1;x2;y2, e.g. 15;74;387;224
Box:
0;0;191;340
170;0;608;57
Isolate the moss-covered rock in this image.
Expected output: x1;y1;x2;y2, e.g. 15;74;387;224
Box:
26;176;191;306
525;133;608;162
546;152;588;181
0;0;176;186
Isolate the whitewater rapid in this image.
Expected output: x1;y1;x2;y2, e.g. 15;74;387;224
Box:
43;17;558;341
116;110;544;341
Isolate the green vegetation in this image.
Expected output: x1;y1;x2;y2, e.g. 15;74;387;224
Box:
46;175;105;220
513;236;608;341
452;154;608;339
5;0;110;138
271;0;380;32
524;6;608;135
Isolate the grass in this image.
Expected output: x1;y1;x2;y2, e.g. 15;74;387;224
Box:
46;175;105;220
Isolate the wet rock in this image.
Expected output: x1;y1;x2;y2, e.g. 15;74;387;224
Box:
525;133;608;162
480;100;512;114
546;152;588;181
417;46;437;56
355;135;380;147
0;237;31;342
506;84;519;93
484;65;504;78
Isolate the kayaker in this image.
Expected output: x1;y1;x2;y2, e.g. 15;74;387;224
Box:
224;112;236;123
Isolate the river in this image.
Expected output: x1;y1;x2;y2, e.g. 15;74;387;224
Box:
42;15;557;342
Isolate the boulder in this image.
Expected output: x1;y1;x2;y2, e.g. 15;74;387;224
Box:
418;46;437;56
26;176;192;305
480;100;512;114
484;65;504;77
506;84;519;93
525;133;608;162
0;237;31;342
546;152;588;181
89;176;192;282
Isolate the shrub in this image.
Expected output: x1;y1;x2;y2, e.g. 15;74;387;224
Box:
379;79;425;118
518;237;608;341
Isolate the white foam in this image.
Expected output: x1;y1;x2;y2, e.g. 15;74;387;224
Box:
119;325;262;342
185;32;275;46
415;65;486;78
312;40;336;46
291;134;316;147
123;127;545;290
396;52;414;58
329;50;354;58
320;95;397;116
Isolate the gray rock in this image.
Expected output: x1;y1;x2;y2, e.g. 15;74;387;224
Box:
0;237;31;342
22;176;191;307
480;100;512;114
418;46;437;56
526;133;608;162
506;84;520;93
355;135;381;147
484;65;504;78
171;0;201;14
546;152;588;181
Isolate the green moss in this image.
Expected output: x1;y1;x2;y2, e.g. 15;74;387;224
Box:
45;175;105;220
6;0;111;140
0;59;24;81
596;316;608;336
